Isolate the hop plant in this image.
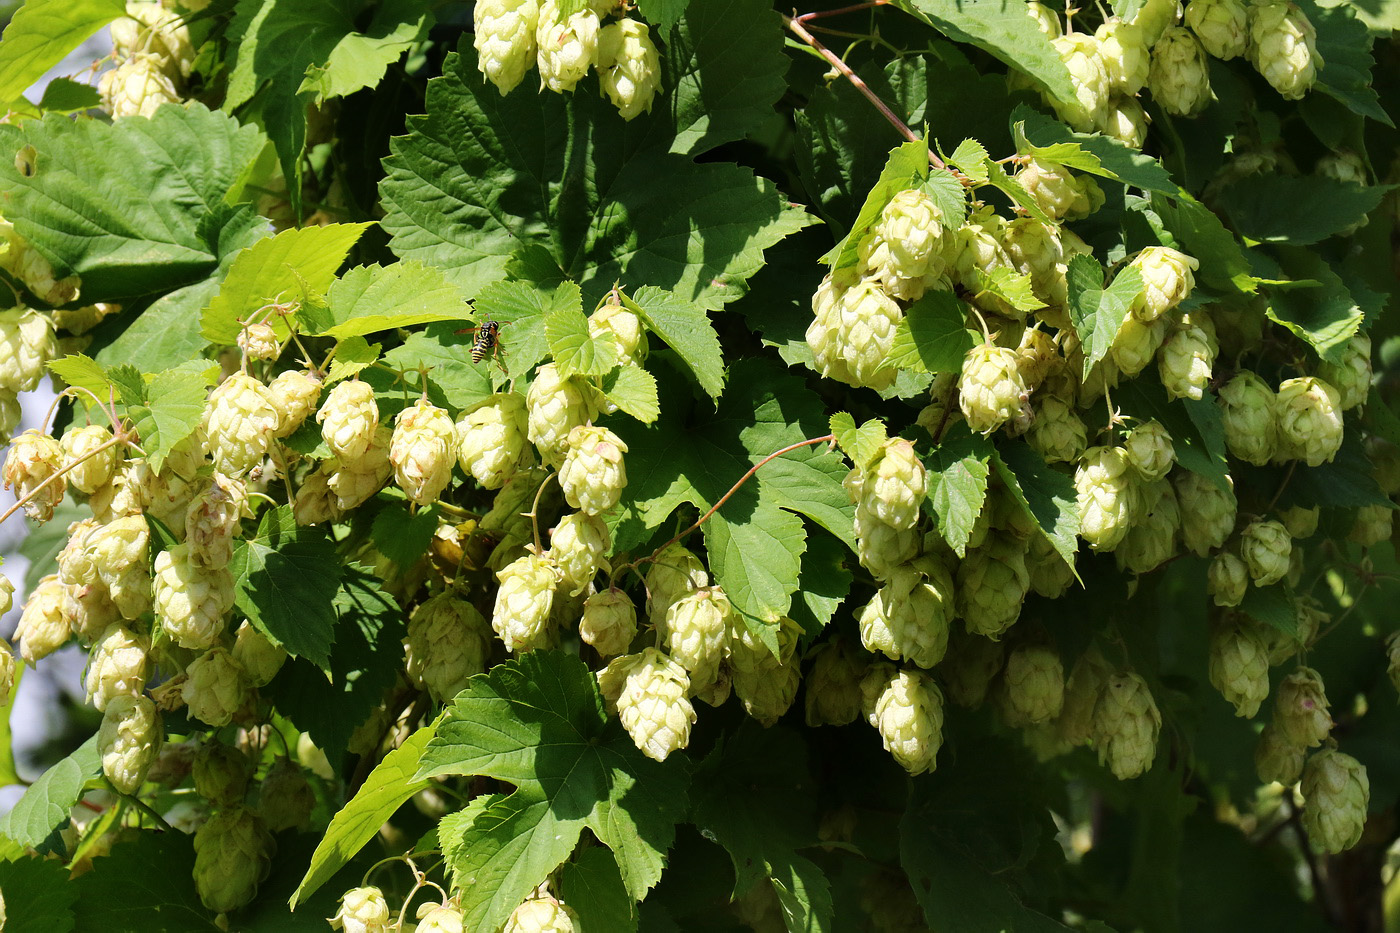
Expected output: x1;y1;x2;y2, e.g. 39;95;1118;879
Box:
318;380;380;461
1317;333;1372;412
259;757;314;832
867;667;945;775
661;586;732;693
644;543;709;623
806;277;903;391
1132;0;1182;43
59;424;119;495
1095;18;1150;94
1050;33;1111;131
998;642;1066;727
329;426;394;510
856;188;951;301
98;694;161;794
474;0;541;95
1300;750;1369;854
853;504;922;579
268;370;322;437
1208;616;1271;717
730;618;802;727
1129;247;1198;323
390;400;457;505
1249;0;1320;100
16;574;69;663
1271;375;1344;465
504;893;580;933
1208;551;1249;607
85;624;150;712
237;322;278;361
416;905;467;933
1027;394;1088;464
858;559;953;669
492;551;560;652
1350;503;1393;547
1274;667;1333;748
202;373;279;476
1217;371;1278;465
1091;671;1161;779
1110;315;1167;378
98;52;181;118
1255;721;1306;786
536;0;600;93
1175;470;1236;556
804;638;867;726
599;648;696;761
1158;312;1217;402
959;342;1029;434
1056;647;1113;746
596;18;662;120
579;587;637;657
1075;447;1141;552
406;592;492;703
231;620;286;687
1026;0;1061;36
526;363;601;468
956;532;1031;638
154;544;234;650
1098;94;1150;148
185;473;247;570
1239;520;1292;587
1148;27;1212;116
845;438;928;532
1117;481;1181;574
0;308;57;392
588;304;646;362
1185;0;1249;59
330;886;392;933
193;741;253;806
549;511;609;595
1123;421;1176;482
182;647;250;727
558;424;628;515
1015;158;1104;223
4;429;65;522
456;393;531;489
192;805;274;913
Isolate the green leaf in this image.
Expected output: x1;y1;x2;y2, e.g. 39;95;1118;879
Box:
887;289;977;375
0;735;99;849
291;724;436;909
380;327;493;411
418;652;690;923
1067;255;1141;378
473;281;582;380
1287;434;1392;508
947;138;992;184
894;0;1075;103
317;260;474;339
1301;0;1392;125
1241;585;1297;639
623;287;725;398
1117;376;1232;494
1013;125;1103;174
830;413;888;470
131;361;220;474
992;442;1080;569
823;138;930;282
326;334;382;385
982;158;1052;225
201;224;372;343
560;848;637;933
546;308;621;377
924;423;994;557
1260;248;1365;362
380;41;812;311
1216;175;1391;245
0;105;267;299
663;0;791;155
0;0;124;104
47;355;114;410
788;532;852;637
602;365;661;424
37;78;101;114
299;7;430;102
266;564;407;764
0;856;77;933
70;833;212;932
1148;192;1258;296
228;506;342;669
973;265;1043;314
1013;106;1176;191
370;503;438;568
704;500;806;626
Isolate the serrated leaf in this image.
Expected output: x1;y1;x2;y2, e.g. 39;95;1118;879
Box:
637;0;687;29
1068;255;1140;378
947;138;991;184
823;138;930;282
1149;192;1258;296
107;364;147;409
317;260;474;339
299;8;430;102
1216;175;1391;245
0;105;266;299
887;288;976;374
925;423;993;557
546;308;620;377
623;286;725;398
788;532;852;637
291;724;436;909
0;856;77;933
1365;387;1400;448
266;564;406;764
704;500;806;625
228;506;341;669
1013;124;1104;174
0;735;99;849
602;364;661;424
370;503;438;568
380;40;811;310
379;327;492;411
830;413;888;470
418;652;690;919
133;361;219;473
982;158;1052;224
474;281;582;379
1260;248;1364;362
0;0;124;103
895;0;1076;103
1301;0;1392;125
1013;105;1175;190
1286;434;1392;508
201;223;372;343
922;169;970;227
770;854;834;933
326;334;381;384
69;833;210;932
992;442;1080;569
560;848;637;933
46;355;113;409
1241;585;1297;639
37;78;101;114
974;265;1044;314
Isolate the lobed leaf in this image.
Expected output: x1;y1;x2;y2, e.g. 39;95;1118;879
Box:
317;260;475;339
0;736;99;849
887;288;977;375
924;423;994;557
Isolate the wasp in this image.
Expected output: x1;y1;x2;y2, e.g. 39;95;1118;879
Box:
458;319;507;372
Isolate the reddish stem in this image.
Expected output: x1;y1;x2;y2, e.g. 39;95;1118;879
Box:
796;0;890;24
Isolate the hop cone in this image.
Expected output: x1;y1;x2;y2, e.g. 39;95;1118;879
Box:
390;400;456;505
192;806;274;913
4;429;65;521
1208;615;1271;717
98;693;161;794
1129;246;1200;323
182;647;250;727
406;593;492;703
526;363;600;468
579;587;637;657
492;552;560;652
1091;671;1161;779
1075;446;1141;552
806;277;904;391
1185;0;1248;59
318;379;380;461
1301;750;1369;854
474;0;540;95
1248;0;1320;100
959;343;1029;435
154;543;234;650
456;392;530;489
202;373;279;476
596;18;662;120
601;648;696;761
868;668;945;775
558;424;628;515
1148;27;1212;116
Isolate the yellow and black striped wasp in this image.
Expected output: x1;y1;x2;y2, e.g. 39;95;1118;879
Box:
458;319;507;372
